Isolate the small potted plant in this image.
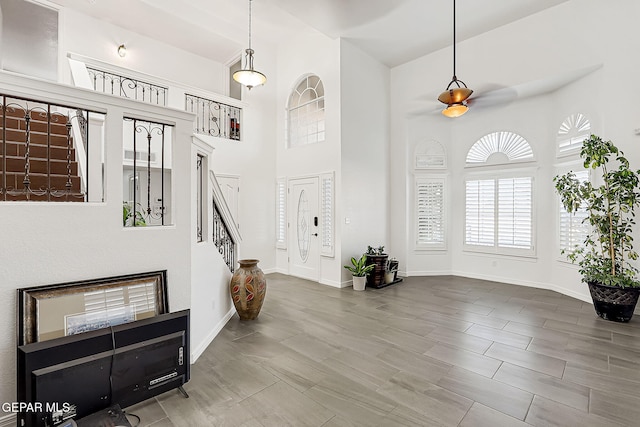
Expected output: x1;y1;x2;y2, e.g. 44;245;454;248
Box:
384;258;398;284
554;135;640;322
365;245;388;288
344;254;375;291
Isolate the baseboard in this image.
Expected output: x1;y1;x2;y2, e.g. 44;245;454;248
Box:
403;270;453;277
190;307;235;364
0;414;15;427
451;270;592;303
261;267;278;274
319;278;345;288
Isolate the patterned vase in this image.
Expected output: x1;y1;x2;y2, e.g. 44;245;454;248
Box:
230;259;267;320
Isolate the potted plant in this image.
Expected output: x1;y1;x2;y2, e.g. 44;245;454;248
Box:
384;258;398;284
344;254;375;291
123;202;147;227
554;135;640;322
365;245;388;288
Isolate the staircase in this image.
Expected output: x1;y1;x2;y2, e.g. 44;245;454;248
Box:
1;106;84;201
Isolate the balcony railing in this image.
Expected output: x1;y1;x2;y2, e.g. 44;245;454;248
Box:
0;94;100;202
87;67;168;106
185;94;241;141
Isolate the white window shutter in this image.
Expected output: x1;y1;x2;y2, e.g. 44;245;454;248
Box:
465;179;495;246
276;178;287;249
416;177;446;248
559;170;589;253
321;172;334;257
498;177;533;249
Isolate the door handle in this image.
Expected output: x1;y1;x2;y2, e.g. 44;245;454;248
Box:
314;216;318;226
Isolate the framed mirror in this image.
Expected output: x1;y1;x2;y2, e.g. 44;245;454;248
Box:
18;271;168;346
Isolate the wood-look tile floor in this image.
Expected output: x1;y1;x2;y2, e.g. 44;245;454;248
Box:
126;274;640;426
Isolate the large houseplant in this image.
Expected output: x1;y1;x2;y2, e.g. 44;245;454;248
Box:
554;135;640;322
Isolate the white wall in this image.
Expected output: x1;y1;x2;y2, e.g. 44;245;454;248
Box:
390;0;640;301
340;39;391;284
60;8;226;94
0;73;194;417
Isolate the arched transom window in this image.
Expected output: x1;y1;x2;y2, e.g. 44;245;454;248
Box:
557;113;591;155
466;131;533;165
287;75;325;148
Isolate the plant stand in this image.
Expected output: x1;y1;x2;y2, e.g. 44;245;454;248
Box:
365;254;388;288
588;282;640;323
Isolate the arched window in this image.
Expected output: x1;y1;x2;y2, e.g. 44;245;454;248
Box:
464;131;535;255
466;131;533;165
287;75;325;148
557;113;591;155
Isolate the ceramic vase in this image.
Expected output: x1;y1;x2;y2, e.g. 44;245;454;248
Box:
230;259;267;320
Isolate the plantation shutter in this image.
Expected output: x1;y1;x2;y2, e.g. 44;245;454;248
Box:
498;177;533;249
321;173;334;257
559;170;589;252
276;179;287;248
416;178;445;247
465;179;495;246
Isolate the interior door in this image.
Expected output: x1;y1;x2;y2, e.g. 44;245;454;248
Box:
216;174;240;229
288;177;320;281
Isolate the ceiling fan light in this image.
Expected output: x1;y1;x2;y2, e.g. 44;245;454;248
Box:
442;103;469;118
438;87;473;104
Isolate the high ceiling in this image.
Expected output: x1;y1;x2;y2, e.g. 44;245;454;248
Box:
50;0;568;67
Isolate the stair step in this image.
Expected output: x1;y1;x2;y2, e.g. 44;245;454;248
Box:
4;172;81;192
0;156;78;175
1;128;70;147
1;117;68;135
2;141;76;161
3;191;85;202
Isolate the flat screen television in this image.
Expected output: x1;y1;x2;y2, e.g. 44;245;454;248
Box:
17;309;190;427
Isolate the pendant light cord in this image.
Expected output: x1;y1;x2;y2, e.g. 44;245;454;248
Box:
248;0;253;50
452;0;457;79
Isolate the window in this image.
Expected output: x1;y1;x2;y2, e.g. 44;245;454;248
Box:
276;178;287;249
287;75;325;148
465;176;534;254
321;172;334;257
558;169;589;255
123;118;173;227
415;177;446;249
557;113;591;155
467;131;533;165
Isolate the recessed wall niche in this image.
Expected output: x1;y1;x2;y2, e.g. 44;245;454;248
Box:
414;140;446;170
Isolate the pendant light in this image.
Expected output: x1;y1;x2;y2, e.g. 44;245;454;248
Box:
438;0;472;117
233;0;267;90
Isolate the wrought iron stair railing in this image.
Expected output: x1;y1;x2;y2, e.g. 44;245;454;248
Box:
0;94;96;202
210;171;241;273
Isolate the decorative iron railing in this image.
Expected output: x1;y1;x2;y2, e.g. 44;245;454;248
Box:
123;118;171;227
87;67;168;106
0;94;96;202
185;94;241;141
213;198;235;272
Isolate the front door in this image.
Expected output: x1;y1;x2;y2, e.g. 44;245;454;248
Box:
289;177;320;281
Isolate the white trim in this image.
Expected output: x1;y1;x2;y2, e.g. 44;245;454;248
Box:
276;178;287;249
319;278;344;288
190;307;235;363
320;172;335;257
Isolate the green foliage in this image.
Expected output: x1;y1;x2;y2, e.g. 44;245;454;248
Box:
366;245;386;255
344;254;375;277
554;135;640;288
123;202;147;227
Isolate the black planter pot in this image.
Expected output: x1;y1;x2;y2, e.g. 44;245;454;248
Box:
587;281;640;323
365;254;388;289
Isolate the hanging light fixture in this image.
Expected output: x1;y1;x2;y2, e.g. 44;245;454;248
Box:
438;0;473;118
233;0;267;90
